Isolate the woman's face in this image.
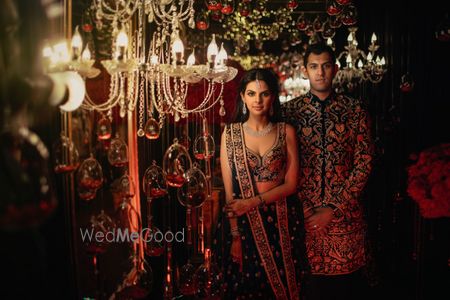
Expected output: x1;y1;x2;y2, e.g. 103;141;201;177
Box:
241;80;273;118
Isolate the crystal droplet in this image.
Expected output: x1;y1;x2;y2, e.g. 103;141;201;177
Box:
137;129;145;137
144;118;160;140
219;106;226;116
188;17;195;29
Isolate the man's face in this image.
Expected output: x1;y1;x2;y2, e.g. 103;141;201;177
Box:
302;52;337;95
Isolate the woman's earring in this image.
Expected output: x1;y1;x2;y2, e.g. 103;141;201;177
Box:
242;103;247;114
269;106;274;116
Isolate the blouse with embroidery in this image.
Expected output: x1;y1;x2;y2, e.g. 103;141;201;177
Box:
245;122;287;183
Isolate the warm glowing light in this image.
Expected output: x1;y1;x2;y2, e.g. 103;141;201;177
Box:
81;47;91;61
150;54;158;65
326;38;333;46
371;33;377;43
59;71;86;112
71;26;82;58
216;43;228;67
53;41;70;63
187;50;195;66
116;29;129;48
207;34;219;62
116;29;128;60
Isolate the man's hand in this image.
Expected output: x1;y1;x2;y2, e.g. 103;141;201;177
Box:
305;206;334;237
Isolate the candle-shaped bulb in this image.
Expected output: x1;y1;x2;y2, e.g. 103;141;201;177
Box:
371;33;377;44
207;34;219;64
187;50;195;66
81;46;91;61
116;29;128;60
71;26;82;60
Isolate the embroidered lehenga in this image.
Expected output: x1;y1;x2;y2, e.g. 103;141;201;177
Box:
214;122;306;299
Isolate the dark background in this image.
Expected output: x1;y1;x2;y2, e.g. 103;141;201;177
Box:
2;0;449;299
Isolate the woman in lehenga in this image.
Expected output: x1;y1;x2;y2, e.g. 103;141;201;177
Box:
216;68;306;299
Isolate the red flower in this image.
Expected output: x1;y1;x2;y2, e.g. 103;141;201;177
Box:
407;143;450;218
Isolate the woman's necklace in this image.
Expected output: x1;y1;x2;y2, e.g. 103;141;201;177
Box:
243;122;274;137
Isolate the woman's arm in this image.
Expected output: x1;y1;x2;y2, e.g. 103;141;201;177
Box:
226;124;299;216
220;129;239;230
221;127;244;270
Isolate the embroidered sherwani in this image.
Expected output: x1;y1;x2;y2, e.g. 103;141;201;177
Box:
282;92;373;275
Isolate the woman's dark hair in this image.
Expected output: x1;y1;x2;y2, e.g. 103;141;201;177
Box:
232;68;282;123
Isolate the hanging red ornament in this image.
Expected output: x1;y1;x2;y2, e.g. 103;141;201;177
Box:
206;0;222;11
336;0;352;5
287;0;299;10
196;10;210;30
221;1;234;15
327;4;343;16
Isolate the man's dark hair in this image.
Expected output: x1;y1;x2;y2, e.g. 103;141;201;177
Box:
304;42;336;67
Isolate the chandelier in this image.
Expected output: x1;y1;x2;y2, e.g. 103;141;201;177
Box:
40;0;239;135
332;27;386;92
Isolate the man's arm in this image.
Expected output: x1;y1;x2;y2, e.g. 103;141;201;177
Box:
330;101;374;216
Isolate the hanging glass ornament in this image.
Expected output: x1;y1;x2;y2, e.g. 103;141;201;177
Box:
221;0;234;15
84;210;115;255
193;134;215;160
400;73;414;93
194;118;215;160
341;5;357;26
290;31;302;46
206;0;222;11
327;1;343;16
116;258;153;299
116;172;136;199
336;0;352;5
296;13;308;31
196;10;210;30
108;136;129;167
287;0;299;10
77;156;103;190
96;116;112;140
144;117;160;140
322;20;336;39
313;16;324;32
78;185;97;202
143;225;164;257
178;260;196;296
193;249;223;299
329;14;343;28
115;197;140;232
177;163;207;208
143;161;168;198
53;134;80;174
163;139;192;188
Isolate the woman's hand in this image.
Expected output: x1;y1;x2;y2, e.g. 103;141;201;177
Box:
305;206;334;237
226;198;258;217
230;237;243;272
